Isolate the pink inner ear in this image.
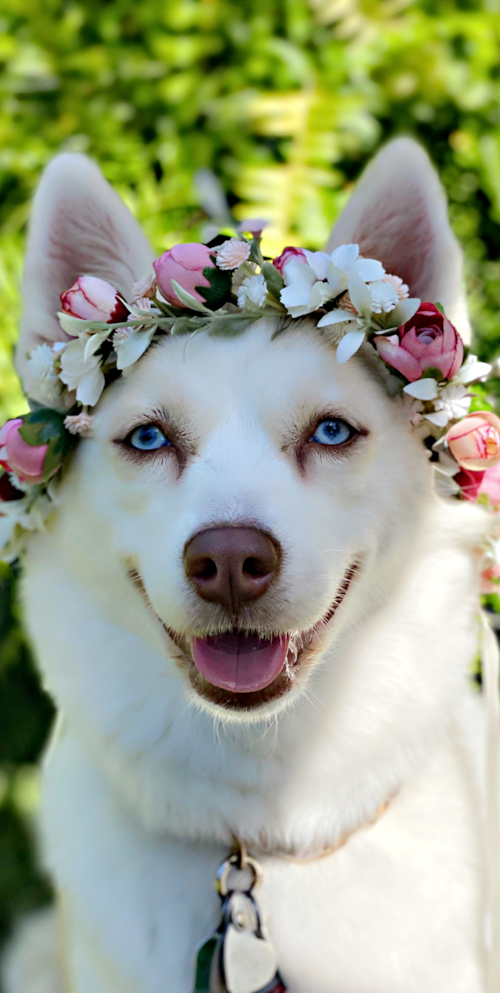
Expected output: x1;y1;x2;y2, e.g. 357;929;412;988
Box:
325;139;466;326
18;152;155;386
351;181;435;300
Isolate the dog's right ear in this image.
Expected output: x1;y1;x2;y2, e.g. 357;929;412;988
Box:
17;153;154;383
325;138;471;342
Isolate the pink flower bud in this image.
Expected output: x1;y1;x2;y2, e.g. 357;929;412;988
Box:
153;244;215;307
446;411;500;471
60;276;128;323
272;246;307;276
238;218;267;236
0;418;48;484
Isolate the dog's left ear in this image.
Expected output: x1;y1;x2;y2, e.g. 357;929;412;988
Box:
17;153;154;383
326;138;471;342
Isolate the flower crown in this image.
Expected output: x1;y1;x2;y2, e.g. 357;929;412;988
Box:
1;219;500;587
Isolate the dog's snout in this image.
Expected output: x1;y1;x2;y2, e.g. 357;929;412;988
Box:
184;526;281;613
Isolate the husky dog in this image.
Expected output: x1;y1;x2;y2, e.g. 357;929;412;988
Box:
3;138;495;993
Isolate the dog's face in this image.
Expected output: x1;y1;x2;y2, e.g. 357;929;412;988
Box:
18;140;471;725
73;318;427;719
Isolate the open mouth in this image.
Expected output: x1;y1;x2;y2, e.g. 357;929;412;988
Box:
166;563;358;711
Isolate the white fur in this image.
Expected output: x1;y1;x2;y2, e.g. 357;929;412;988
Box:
3;139;493;992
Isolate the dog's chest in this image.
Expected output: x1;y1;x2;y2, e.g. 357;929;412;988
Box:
40;724;486;993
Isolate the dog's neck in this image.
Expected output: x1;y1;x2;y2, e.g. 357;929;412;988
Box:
25;493;482;854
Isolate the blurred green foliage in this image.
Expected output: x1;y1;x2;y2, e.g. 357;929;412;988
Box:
1;0;500;959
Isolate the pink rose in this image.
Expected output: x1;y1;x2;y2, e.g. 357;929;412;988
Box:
446;411;500;471
273;246;307;276
375;303;464;382
0;418;48;484
153;244;215;307
61;276;128;323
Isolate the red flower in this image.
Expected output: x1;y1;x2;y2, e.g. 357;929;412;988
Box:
273;246;307;276
0;472;25;505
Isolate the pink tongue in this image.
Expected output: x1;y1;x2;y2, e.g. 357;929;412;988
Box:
192;632;290;693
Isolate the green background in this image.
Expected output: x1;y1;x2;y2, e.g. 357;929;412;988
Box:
1;0;500;959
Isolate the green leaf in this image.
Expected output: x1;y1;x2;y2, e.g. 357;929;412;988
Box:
19;409;67;447
208;316;255;337
194;936;218;993
421;367;444;381
261;262;284;301
171;316;211;335
18;410;74;483
249;238;264;267
196;262;232;310
170;280;212;313
435;302;445;314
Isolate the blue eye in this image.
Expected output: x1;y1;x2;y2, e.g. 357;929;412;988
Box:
129;425;172;451
309;418;353;446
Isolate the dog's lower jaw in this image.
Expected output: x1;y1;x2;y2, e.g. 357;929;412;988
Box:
164;562;359;715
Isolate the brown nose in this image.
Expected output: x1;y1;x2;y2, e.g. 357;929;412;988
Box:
184;526;281;615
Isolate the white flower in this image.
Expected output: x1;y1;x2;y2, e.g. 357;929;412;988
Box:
308;243;386;296
26;343;61;403
423;383;471;428
59;337;105;406
64;413;94;436
383;274;409;301
368;280;399;314
317;271;375;362
280;260;334;317
131;297;153;313
452;353;492;385
114;326;157;370
280;243;392;325
131;273;157;302
403;378;439;400
237;273;267;309
215;238;251;270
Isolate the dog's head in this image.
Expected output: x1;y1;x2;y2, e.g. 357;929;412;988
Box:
18;139;471;723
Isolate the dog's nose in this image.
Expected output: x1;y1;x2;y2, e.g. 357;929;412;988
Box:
184;526;281;614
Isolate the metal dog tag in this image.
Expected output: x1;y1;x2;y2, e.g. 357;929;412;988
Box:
193;847;287;993
223;892;278;993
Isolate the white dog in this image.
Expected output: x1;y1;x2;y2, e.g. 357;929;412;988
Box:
3;138;498;993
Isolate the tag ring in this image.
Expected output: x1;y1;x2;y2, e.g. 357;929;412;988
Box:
216;848;262;897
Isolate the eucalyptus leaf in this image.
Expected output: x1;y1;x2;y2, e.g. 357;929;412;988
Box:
250;238;264;267
57;312;107;336
170;280;212;313
261;262;284;301
209;316;255;337
171;316;211;335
